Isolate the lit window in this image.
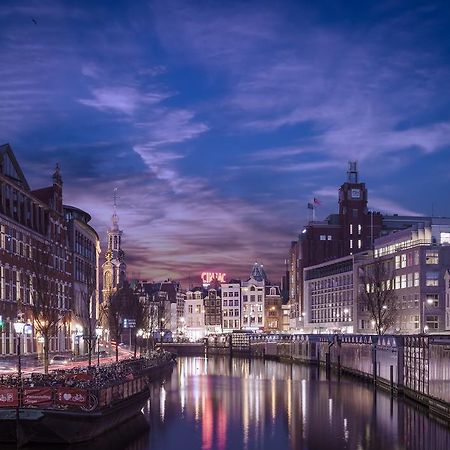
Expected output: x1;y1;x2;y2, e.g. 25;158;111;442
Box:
395;255;400;269
414;272;420;287
401;275;407;289
349;240;353;249
401;254;407;268
327;235;332;241
358;224;362;234
358;240;362;249
426;294;439;307
349;224;353;234
441;232;450;244
320;235;326;241
426;251;439;265
426;272;439;287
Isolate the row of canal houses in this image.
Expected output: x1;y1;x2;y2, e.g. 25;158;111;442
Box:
132;263;289;343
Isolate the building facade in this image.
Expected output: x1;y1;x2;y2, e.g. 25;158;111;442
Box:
264;285;282;331
185;288;205;341
204;288;222;334
241;278;265;330
287;161;450;332
0;144;72;355
64;205;101;355
370;221;450;333
221;281;241;331
304;254;370;334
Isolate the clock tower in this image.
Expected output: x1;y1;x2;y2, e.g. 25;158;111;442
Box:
102;188;126;301
338;161;381;254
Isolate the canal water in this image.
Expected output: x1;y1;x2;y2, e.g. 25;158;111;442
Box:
121;357;450;450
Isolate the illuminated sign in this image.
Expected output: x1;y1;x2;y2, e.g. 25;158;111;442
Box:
201;272;226;285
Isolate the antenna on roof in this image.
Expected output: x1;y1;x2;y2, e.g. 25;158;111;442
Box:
347;161;358;183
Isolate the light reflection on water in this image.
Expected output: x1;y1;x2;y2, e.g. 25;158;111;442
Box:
134;356;450;450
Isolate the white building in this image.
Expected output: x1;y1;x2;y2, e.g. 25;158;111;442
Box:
303;253;372;334
221;282;241;331
241;279;265;330
184;289;205;341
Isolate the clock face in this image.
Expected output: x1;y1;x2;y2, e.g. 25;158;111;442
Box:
351;189;361;199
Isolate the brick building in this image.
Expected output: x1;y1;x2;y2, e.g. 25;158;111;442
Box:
0;144;73;355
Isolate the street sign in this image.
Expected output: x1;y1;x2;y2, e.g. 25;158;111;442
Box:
123;319;136;328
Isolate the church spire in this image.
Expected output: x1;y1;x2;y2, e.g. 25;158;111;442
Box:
102;188;127;300
111;187;119;231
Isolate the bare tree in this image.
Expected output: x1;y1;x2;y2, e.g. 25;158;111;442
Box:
358;258;399;335
81;267;97;367
132;296;148;357
102;283;138;361
30;244;62;374
102;293;124;362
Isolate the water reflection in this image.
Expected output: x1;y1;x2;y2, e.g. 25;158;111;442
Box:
75;357;450;450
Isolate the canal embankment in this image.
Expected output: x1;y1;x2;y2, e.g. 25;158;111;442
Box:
206;333;450;423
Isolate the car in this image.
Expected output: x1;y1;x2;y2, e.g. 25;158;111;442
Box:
50;355;72;365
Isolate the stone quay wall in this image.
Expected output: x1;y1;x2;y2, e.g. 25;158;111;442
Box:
206;333;450;422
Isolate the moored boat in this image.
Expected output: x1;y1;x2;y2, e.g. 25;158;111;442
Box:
0;352;176;446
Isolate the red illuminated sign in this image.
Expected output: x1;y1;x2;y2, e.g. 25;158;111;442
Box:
23;388;53;406
201;272;226;284
56;388;88;407
0;388;18;407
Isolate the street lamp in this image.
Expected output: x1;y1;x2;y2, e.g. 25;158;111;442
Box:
95;326;103;366
422;298;434;333
14;317;26;445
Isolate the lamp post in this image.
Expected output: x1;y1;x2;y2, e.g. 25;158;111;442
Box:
136;329;144;356
13;318;26;446
95;326;103;366
160;318;165;348
422;298;434;333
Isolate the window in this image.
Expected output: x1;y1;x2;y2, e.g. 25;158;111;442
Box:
320;235;326;241
426;272;439;287
395;276;401;290
250;295;255;302
327;235;332;240
223;292;228;297
223;299;227;307
257;295;262;302
414;251;419;265
349;240;353;249
440;232;450;244
243;295;248;302
414;272;420;287
426;251;439;265
426;294;439;307
358;240;362;249
401;274;407;289
349;224;353;234
395;255;400;269
401;254;407;268
407;273;413;288
358;224;362;235
352;209;358;218
426;315;439;329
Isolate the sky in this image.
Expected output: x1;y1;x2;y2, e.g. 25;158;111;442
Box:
1;0;450;284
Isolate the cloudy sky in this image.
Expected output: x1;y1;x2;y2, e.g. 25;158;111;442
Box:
1;0;450;284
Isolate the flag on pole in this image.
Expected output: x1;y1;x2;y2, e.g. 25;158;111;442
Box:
313;197;321;205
